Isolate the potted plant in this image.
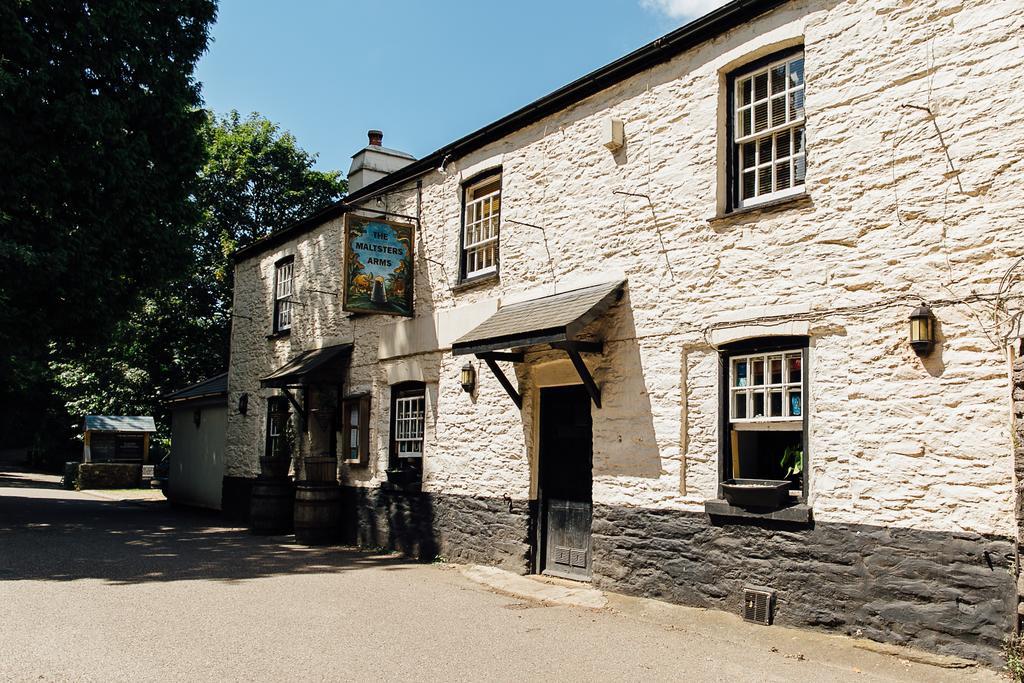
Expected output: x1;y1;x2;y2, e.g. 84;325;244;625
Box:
780;445;803;490
721;478;791;508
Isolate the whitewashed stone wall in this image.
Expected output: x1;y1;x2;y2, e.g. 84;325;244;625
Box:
227;0;1024;542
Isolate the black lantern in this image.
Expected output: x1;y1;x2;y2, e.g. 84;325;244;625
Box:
460;362;476;393
909;305;936;356
237;392;249;415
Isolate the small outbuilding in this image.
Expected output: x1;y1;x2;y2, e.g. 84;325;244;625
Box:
83;415;156;464
163;373;228;510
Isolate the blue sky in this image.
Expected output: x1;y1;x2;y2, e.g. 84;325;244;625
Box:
196;0;728;172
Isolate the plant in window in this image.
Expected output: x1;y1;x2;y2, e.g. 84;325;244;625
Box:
780;445;803;479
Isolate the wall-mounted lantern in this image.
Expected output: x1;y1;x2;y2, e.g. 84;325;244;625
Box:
238;392;249;415
909;305;936;356
460;362;476;393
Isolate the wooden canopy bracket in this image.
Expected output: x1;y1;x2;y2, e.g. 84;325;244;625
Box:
281;388;306;425
550;341;603;409
475;352;524;409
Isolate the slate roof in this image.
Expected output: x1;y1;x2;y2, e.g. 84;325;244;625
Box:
163;372;228;405
84;416;157;433
261;343;354;388
451;280;626;356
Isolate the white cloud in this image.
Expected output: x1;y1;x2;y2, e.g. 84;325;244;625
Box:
640;0;731;20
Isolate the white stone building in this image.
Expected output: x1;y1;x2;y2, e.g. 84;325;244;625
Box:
224;0;1024;664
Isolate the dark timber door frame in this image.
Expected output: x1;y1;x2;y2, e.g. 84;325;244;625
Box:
535;384;594;581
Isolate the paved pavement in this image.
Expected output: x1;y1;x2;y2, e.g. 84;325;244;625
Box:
0;469;1006;682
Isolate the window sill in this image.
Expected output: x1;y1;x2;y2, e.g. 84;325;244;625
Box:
704;499;812;524
707;193;811;225
266;330;291;340
451;272;500;294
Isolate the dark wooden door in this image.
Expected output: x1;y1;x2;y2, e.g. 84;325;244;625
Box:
538;385;593;580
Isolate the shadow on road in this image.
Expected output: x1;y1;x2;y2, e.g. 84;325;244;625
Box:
0;491;415;584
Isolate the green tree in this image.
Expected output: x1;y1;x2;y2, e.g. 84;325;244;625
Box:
0;0;217;449
196;110;347;320
50;112;346;448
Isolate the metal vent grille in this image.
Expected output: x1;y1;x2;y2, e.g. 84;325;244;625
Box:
743;586;775;625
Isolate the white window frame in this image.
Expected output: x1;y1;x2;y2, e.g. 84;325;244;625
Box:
461;174;500;279
728;349;803;425
393;393;424;458
274;259;294;332
733;52;806;209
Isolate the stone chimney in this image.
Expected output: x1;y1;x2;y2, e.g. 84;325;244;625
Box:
347;129;416;193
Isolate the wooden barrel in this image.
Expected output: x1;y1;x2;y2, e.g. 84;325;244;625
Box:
250;478;293;535
303;457;338;483
294;482;342;545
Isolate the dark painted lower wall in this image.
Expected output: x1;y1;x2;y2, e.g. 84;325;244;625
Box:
221;477;1013;665
339;485;1013;666
339;485;534;573
591;505;1014;666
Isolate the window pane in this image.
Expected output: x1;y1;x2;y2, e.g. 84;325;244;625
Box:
770;95;786;127
742;142;756;170
754;101;769;133
789;58;804;86
758;137;773;165
734;360;748;387
787;355;802;383
752;391;765;418
754;72;768;101
789;390;802;417
740;78;752;106
794;154;806;185
776;129;791;159
769;390;783;417
757;165;772;195
794;127;806;155
743;171;756;199
752;359;764;386
739;108;751;137
789;89;805;120
769;357;783;384
733;392;747;419
770;65;786;94
776;162;791;189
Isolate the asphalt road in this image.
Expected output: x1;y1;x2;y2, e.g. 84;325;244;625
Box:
0;470;1005;682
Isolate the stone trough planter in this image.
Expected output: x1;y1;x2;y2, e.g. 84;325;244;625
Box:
720;479;791;509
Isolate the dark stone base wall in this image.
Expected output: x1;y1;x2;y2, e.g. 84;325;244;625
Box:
220;477;1013;665
591;505;1015;666
340;486;533;572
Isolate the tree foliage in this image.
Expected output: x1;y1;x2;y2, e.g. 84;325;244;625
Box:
50;112;346;448
0;0;217;446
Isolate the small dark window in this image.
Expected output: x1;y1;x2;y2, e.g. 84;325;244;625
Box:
266;396;291;458
459;171;501;281
727;47;806;211
341;394;371;465
720;336;808;501
388;382;425;482
273;257;294;333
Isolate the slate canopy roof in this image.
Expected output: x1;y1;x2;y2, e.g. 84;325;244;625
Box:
260;343;354;389
452;281;626;356
83;416;157;433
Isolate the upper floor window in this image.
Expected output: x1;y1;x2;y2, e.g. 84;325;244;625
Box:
730;50;805;210
273;257;294;333
461;172;501;280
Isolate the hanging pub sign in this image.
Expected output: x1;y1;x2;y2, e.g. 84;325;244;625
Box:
342;214;415;317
